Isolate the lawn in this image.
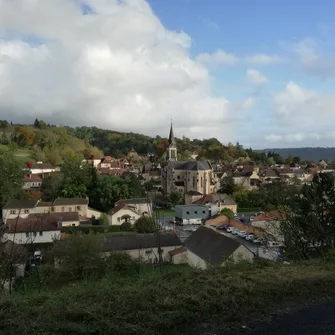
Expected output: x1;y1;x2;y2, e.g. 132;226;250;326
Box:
2;258;335;335
154;208;175;218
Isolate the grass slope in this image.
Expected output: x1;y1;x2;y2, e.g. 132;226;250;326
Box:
1;260;335;335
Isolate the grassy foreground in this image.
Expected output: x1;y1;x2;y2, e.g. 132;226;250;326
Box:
1;260;335;335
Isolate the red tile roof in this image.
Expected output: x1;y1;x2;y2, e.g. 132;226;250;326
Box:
24;174;42;182
168;247;186;256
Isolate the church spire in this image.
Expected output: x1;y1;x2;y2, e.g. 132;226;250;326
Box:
168;122;175;146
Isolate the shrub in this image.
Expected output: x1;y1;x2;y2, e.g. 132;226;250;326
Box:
134;216;158;234
120;221;132;232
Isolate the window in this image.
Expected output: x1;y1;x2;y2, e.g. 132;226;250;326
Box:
186;211;190;215
39;231;43;236
77;206;81;210
51;207;55;212
10;210;16;214
202;210;206;214
24;209;29;214
26;232;30;238
61;207;65;212
117;217;121;222
132;216;135;220
69;207;72;212
194;211;198;214
145;250;152;255
33;232;37;237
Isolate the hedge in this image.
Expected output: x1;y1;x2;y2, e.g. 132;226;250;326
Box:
61;225;121;234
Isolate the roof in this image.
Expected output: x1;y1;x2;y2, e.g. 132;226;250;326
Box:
28;211;80;222
168;247;186;256
264;169;279;178
171;161;212;171
5;216;61;233
103;232;182;252
53;198;89;206
184;226;244;265
3;199;38;209
186;190;203;196
115;198;149;205
109;204;139;216
168;123;175;145
0;240;28;260
193;194;236;206
36;201;53;207
24;174;42;182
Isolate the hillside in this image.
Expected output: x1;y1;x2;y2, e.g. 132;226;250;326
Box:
0;120;103;165
257;147;335;161
1;259;335;335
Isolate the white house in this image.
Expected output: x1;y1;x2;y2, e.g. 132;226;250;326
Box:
29;162;56;174
2;198;90;224
114;198;152;216
23;173;42;190
169;226;254;269
3;216;62;244
108;205;141;226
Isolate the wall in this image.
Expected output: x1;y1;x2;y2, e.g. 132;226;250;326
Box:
22;181;42;190
87;208;102;219
219;204;237;214
108;208;140;226
61;220;80;227
230;244;254;263
175;205;209;224
52;204;88;217
2;209;30;223
184;194;203;205
3;230;61;244
30;168;55;174
103;245;183;263
183;249;208;270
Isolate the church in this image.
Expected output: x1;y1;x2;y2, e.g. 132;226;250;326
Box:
161;123;218;196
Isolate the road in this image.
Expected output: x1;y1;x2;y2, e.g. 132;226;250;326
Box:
228;299;335;335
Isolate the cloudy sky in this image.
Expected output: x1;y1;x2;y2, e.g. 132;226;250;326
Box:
0;0;335;148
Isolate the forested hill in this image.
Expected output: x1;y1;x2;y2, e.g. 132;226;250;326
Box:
0;119;251;163
257;147;335;161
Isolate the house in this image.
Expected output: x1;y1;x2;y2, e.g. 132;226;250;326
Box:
161;123;218;195
184;191;203;205
175;204;210;225
232;171;252;190
102;232;182;263
3;215;62;245
2;199;39;222
318;160;328;169
29;162;56;174
170;226;254;269
115;198;152;216
2;198;89;223
23;173;42;190
87;154;101;168
192;193;237;214
108;205;141;226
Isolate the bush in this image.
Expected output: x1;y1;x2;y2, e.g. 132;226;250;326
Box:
106;225;121;233
220;208;234;220
134;216;157;234
120;221;132;232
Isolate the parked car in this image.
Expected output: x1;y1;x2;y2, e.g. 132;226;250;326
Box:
217;224;228;231
253;238;262;244
238;231;248;238
232;228;239;235
226;227;233;233
249;216;255;222
245;234;255;241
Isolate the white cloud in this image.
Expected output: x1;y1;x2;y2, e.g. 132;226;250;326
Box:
292;38;335;78
265;132;322;143
246;69;268;84
245;53;282;65
0;0;252;141
265;134;282;142
196;49;238;66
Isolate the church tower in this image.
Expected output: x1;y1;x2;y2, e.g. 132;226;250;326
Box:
167;122;177;161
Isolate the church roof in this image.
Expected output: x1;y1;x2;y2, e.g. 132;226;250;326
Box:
171;161;211;171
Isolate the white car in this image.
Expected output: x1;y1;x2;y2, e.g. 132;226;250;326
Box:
232;228;239;235
226;227;233;233
238;231;248;238
245;234;255;241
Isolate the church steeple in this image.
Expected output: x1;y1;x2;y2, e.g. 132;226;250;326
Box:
168;122;175;146
166;122;177;161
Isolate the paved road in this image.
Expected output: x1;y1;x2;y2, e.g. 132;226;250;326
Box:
231;299;335;335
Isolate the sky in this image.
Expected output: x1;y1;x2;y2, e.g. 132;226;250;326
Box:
1;0;335;148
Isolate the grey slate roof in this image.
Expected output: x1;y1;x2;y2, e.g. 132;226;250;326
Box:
193;193;236;206
103;232;182;252
171;161;211;171
53;198;89;206
184;226;243;265
3;199;38;209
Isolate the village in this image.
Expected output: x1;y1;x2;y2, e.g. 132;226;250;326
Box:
1;123;334;292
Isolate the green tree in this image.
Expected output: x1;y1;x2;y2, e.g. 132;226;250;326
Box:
134;216;158;233
220;208;235;220
280;173;335;260
98;213;108;225
0;152;24;210
168;190;183;206
219;176;236;195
